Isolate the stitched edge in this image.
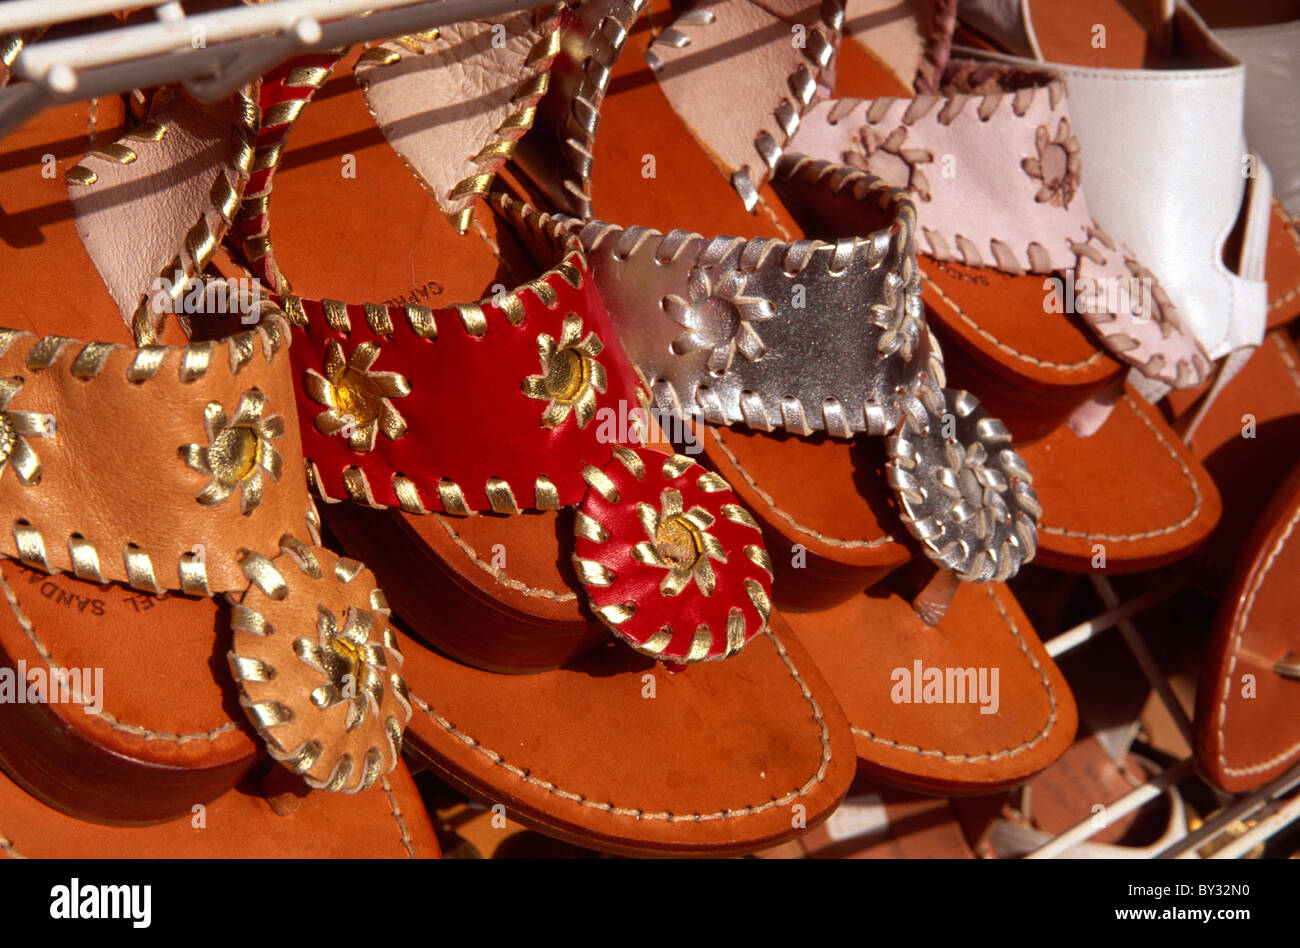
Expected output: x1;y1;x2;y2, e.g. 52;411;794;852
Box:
1268;204;1300;311
0;567;242;744
407;622;830;821
433;514;577;602
919;268;1105;371
1037;394;1203;541
1215;498;1300;777
709;427;899;549
379;774;418;857
1273;332;1300;395
851;584;1058;762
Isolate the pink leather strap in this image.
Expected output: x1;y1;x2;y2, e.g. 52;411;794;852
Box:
788;62;1212;389
645;0;840;210
67;87;256;342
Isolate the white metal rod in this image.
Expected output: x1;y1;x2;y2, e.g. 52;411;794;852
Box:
1090;574;1198;752
183;17;322;102
13;0;428;80
1165;763;1300;858
1044;579;1184;658
1210;793;1300;859
1026;757;1197;858
0;80;49;138
0;0;533;139
0;1;166;34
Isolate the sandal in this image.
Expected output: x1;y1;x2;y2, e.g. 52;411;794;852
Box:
0;73;410;822
956;0;1300;417
0;756;440;857
218;16;858;856
768;0;1221;572
511;0;1078;794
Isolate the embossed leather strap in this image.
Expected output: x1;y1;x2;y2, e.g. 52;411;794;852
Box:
0;317;312;596
787;62;1213;389
282;199;646;515
575;162;928;439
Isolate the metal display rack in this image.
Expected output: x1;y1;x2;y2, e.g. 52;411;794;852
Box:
0;0;534;136
1;0;1295;861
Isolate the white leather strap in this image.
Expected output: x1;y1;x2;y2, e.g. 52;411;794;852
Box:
953;2;1271;368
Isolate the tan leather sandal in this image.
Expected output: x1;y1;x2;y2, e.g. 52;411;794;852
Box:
0;73;410;824
213;19;858;856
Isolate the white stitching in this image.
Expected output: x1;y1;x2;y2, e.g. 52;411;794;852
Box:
0;567;243;744
407;623;830;821
1037;395;1203;541
851;584;1059;762
1214;499;1300;777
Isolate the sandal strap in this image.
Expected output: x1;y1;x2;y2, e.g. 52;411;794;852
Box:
0;313;317;596
574;161;929;439
355;5;564;234
282;199;647;515
66;86;258;346
954;6;1270;368
645;0;842;210
789;62;1214;389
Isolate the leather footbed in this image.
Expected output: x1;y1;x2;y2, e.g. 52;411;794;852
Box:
1195;459;1300;792
551;0;1077;791
0;97;262;823
0;756;440;857
1168;331;1300;791
1173;331;1300;589
831;5;1223;571
260;45;858;855
785;572;1076;794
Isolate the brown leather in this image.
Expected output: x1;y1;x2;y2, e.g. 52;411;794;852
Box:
255;38;857;852
785;572;1077;794
1265;204;1300;328
703;423;913;610
1014;385;1221;572
0;100;263;822
829;21;1222;570
793;774;977;858
395;610;856;857
1196;460;1300;792
259;48;537;308
0;559;257;825
0;321;310;595
0;757;440;857
1173;331;1300;590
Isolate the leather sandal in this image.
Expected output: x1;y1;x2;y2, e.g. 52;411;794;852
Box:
0;756;440;857
774;0;1222;573
0;75;411;824
956;0;1300;428
1169;328;1300;791
1196;457;1300;792
219;16;858;856
518;0;1043;602
507;0;1078;794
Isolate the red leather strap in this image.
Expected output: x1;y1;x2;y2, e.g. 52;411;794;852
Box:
282;244;647;514
234;51;344;292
